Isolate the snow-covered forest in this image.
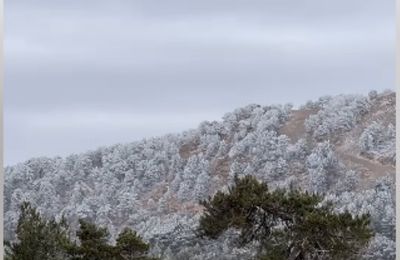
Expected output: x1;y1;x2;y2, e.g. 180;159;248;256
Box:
4;90;395;259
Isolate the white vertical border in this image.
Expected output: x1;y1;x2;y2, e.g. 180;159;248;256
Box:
397;0;400;258
0;0;3;257
0;0;4;257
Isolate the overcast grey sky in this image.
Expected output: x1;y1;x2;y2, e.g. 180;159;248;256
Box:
5;0;395;165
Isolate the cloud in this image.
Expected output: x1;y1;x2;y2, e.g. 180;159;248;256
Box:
5;0;395;165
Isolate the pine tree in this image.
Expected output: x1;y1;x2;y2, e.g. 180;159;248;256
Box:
115;228;158;260
73;221;159;260
5;201;74;260
73;219;115;259
5;202;161;259
198;175;373;260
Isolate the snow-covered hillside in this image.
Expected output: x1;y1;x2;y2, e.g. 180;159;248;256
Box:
5;90;395;259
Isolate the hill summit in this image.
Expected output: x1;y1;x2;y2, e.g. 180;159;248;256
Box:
5;90;395;259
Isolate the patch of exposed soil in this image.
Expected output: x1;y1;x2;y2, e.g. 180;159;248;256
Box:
209;156;231;193
333;92;396;188
179;139;200;159
280;109;318;143
336;148;395;189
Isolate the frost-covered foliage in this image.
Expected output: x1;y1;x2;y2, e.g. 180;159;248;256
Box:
359;122;395;164
305;94;370;139
362;234;396;260
326;176;395;256
4;91;395;259
368;90;378;100
334;170;360;194
306;141;343;194
324;178;395;260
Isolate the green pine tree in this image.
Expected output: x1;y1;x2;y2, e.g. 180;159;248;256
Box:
115;228;158;260
6;203;160;260
73;219;115;260
198;175;373;260
5;201;74;260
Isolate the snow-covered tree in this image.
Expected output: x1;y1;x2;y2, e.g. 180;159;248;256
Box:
306;141;341;193
362;234;395;260
305;94;370;139
4;90;395;258
359;122;395;164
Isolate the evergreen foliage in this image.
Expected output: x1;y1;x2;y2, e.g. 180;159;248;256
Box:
198;175;373;259
304;94;370;140
5;202;158;260
115;228;158;260
359;122;395;164
5;202;74;260
73;219;115;259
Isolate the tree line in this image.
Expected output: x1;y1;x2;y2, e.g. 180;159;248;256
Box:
5;175;373;260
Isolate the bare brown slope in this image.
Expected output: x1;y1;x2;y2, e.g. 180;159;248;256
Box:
279;92;395;188
280;109;317;143
335;92;396;188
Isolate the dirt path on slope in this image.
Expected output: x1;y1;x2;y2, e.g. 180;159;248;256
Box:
336;150;395;188
280;109;317;143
